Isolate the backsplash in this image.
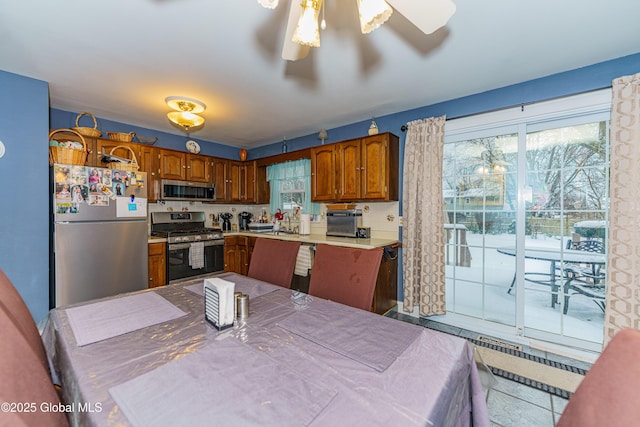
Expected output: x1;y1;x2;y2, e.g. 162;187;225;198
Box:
148;201;400;240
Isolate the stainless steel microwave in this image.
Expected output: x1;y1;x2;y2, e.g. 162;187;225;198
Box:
326;209;362;238
160;179;215;202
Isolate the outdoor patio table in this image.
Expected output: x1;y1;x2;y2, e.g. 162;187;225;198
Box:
497;247;606;307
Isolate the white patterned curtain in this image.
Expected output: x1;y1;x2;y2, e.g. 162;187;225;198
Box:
605;72;640;345
402;116;447;316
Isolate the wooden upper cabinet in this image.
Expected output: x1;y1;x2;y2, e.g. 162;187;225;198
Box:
255;165;270;205
311;132;399;202
211;159;256;203
186;154;209;182
227;161;242;202
336;138;361;201
139;146;160;203
211;157;228;202
311;145;336;202
241;161;256;203
160;150;185;180
361;134;388;200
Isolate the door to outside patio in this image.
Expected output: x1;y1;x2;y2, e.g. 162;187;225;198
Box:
442;103;609;351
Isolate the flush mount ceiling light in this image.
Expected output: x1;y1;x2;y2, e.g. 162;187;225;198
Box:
258;0;456;61
165;96;206;133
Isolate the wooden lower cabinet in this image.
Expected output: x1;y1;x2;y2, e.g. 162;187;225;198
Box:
371;246;399;315
148;242;166;288
223;236;256;275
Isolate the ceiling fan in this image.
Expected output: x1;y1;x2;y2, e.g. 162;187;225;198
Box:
258;0;457;61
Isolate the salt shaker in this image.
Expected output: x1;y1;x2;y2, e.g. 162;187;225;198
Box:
237;294;249;319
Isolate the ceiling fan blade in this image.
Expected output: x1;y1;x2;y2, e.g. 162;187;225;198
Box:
386;0;456;35
281;0;309;61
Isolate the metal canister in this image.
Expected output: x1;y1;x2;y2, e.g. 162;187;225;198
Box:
234;292;242;317
237;294;249;319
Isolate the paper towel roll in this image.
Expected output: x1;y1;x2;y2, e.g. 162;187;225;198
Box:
299;214;311;235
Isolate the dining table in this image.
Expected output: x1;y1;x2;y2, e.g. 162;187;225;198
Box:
42;272;490;427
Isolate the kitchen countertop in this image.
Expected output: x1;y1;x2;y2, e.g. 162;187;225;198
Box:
224;231;399;249
148;236;167;244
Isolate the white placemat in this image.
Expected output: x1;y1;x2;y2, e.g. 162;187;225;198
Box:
65;292;187;346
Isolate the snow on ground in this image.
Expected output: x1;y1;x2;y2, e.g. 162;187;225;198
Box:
444;232;604;345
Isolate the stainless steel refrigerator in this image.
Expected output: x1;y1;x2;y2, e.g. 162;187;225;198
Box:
51;164;149;307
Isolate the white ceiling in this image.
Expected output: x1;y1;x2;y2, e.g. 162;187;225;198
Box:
1;0;639;149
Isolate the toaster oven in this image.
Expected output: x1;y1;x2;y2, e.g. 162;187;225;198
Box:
326;209;362;238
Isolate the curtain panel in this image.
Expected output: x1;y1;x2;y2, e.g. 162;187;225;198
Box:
402;116;447;316
605;72;640;346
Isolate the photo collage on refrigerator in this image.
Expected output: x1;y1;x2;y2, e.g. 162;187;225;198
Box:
54;164;140;214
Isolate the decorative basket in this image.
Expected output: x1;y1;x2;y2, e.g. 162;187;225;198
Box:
71;112;101;137
49;129;88;166
108;145;139;172
107;131;135;142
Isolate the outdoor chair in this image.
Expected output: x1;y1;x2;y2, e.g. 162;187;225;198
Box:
561;240;606;315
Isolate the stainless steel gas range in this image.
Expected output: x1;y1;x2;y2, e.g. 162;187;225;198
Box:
151;212;224;283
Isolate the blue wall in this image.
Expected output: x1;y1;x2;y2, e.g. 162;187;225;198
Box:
50;110;239;159
2;52;639;320
0;70;50;322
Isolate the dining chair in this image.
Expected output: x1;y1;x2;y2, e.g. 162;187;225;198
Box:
562;240;606;314
556;328;640;427
0;269;50;373
308;244;383;311
247;238;302;288
0;307;69;426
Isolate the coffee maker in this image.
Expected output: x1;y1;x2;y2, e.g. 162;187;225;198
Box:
220;212;233;232
239;212;252;231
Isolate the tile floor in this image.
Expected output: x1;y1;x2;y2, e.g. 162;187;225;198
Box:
386;310;593;427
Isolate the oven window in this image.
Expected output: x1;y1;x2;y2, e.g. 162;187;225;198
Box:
167;243;224;282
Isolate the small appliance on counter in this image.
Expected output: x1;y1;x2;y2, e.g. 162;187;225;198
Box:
326;209;363;238
220;212;233;232
239;211;253;231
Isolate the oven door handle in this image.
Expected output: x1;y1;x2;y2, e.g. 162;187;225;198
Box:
168;240;224;250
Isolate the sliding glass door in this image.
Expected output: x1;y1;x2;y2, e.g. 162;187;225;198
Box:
441;93;610;351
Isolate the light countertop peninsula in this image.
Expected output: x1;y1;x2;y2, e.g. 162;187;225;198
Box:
224;231;399;249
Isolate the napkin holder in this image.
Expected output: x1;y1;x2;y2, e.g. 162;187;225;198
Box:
204;278;236;331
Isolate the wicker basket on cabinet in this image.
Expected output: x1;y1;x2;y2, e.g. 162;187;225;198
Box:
48;129;88;166
107;131;135;142
71;112;101;137
107;145;139;172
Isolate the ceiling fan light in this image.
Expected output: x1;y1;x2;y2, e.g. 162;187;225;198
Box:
167;111;205;130
292;0;320;47
165;96;206;113
356;0;393;34
257;0;279;9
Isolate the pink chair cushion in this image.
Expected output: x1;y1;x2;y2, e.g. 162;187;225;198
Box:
0;308;68;426
0;269;49;373
556;328;640;427
247;238;302;288
308;245;383;311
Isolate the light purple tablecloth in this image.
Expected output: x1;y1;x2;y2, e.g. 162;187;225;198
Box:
184;272;277;300
277;299;422;372
110;338;336;427
43;276;490;427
